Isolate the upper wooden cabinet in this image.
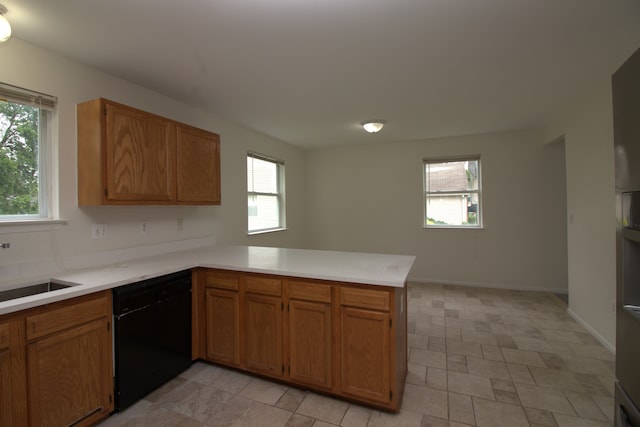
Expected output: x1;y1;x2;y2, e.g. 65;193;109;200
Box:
77;98;220;205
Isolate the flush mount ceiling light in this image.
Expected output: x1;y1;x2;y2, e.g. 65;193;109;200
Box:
361;120;385;133
0;4;11;43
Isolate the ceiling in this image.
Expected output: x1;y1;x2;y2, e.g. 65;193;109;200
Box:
3;0;640;148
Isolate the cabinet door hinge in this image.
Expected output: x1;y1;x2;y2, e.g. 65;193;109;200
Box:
389;318;392;328
109;393;112;403
103;105;108;115
282;364;285;374
104;188;108;197
281;302;284;311
389;390;393;400
107;321;111;332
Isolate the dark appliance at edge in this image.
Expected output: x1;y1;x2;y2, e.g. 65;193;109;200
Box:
614;46;640;426
112;270;192;411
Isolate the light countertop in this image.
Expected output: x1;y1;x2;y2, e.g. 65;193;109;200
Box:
0;245;415;316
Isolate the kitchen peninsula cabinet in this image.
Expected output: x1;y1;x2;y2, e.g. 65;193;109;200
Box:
77;98;220;205
0;290;113;427
204;270;240;366
0;321;17;426
287;280;333;390
196;266;408;412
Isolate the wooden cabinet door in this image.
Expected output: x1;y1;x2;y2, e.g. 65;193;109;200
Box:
176;125;220;204
0;322;13;427
104;101;175;202
289;299;332;389
244;293;283;377
27;318;112;427
340;307;390;404
205;288;240;365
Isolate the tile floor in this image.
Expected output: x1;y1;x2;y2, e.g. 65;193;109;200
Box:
98;283;615;427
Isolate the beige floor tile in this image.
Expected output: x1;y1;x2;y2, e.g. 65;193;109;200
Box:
276;391;305;412
447;371;495;400
179;362;226;384
238;377;288;405
296;392;349;425
446;339;484;358
513;336;554;352
563;390;608;421
210;369;254;394
481;344;504;361
466;356;511;381
591;394;615;422
401;383;448;419
284;413;315;427
514;383;576;415
507;363;536;385
230;401;292;427
409;347;447;369
501;348;547;367
367;408;424;427
406;363;427;385
560;355;616;377
553;413;611;427
524;407;557;426
528;366;589;393
420;415;449;427
426;367;448;390
448;392;476;425
408;333;430;349
472;397;530;427
461;329;498;346
340;404;371;427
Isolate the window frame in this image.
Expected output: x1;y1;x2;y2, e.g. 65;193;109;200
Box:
423;155;482;229
247;151;286;234
0;82;58;224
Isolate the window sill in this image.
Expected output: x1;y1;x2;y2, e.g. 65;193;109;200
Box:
0;218;67;234
423;225;485;230
248;227;288;236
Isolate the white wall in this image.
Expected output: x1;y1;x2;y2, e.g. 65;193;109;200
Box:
545;81;617;351
305;129;568;293
0;39;307;285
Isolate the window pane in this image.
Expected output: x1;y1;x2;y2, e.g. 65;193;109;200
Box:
425;160;478;192
0;100;40;215
248;194;280;231
426;193;479;226
247;156;278;194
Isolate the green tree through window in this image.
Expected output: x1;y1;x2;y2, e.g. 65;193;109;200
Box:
0;100;40;215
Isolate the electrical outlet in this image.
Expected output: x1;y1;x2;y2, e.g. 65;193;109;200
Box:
140;221;148;234
92;224;107;239
177;218;183;231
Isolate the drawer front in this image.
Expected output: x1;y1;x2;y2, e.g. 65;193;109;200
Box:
340;287;390;311
0;322;8;350
244;276;282;296
206;270;240;291
289;281;332;303
26;292;111;341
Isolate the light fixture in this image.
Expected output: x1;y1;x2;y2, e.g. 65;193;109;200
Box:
361;120;385;133
0;4;11;43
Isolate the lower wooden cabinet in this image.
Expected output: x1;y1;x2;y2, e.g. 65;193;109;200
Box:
287;281;333;390
340;307;390;403
244;292;283;377
0;290;113;427
27;318;112;427
198;268;407;412
0;321;15;427
205;288;240;365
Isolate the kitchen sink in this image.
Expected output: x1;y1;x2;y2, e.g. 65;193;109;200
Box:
0;282;71;303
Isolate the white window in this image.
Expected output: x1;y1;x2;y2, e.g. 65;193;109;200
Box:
0;83;56;220
424;156;481;228
247;152;285;233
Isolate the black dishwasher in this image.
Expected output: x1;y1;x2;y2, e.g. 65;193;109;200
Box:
112;270;192;411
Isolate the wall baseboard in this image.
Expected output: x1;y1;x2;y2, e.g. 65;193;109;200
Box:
408;276;568;295
567;308;616;355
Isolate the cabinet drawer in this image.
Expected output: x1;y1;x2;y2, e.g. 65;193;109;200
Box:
244;276;282;296
206;270;240;291
26;292;111;341
0;323;8;350
340;287;389;311
289;281;332;303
